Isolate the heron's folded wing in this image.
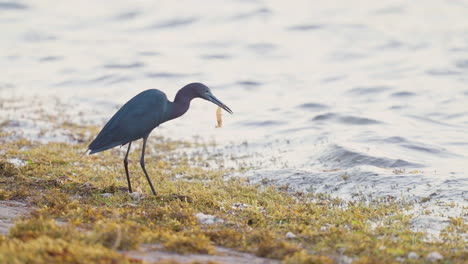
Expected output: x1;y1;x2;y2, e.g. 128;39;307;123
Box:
89;90;167;153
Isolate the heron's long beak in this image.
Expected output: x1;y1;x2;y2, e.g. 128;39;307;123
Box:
208;94;233;114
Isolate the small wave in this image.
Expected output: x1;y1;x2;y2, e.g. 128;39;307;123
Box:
113;10;141;21
339;116;380;125
382;136;406;144
312;113;380;125
104;62;144;69
146;72;188;79
237;81;262;87
0;2;28;10
55;74;132;86
445;112;466;120
230;8;271;20
426;68;461;76
148;17;198;30
38;56;63;62
407;114;459;128
239;120;286;127
22;32;57;42
297;102;328;110
391;91;415;97
278;125;319;134
455;59;468;69
201;54;232;60
312;112;336;121
287;24;324;31
373;136;457;157
101;76;132;85
401;143;452;156
318;145;421;168
321;75;347;83
91;74;118;83
329;51;368;61
445;141;468;146
375;40;403;50
389;105;406;110
246;43;275;54
347;85;392;95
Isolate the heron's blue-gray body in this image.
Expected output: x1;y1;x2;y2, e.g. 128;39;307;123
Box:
88;82;232;195
89;89;169;154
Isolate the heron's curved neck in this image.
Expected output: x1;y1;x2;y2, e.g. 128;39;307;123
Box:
166;87;196;121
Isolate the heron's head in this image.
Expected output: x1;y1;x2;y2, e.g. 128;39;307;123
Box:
191;83;233;114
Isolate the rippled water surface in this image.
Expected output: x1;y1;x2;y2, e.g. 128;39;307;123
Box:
2;0;468;230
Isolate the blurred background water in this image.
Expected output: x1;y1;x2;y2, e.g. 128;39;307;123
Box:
1;0;468;233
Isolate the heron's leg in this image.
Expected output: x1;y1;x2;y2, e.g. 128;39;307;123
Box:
140;134;157;195
124;141;133;193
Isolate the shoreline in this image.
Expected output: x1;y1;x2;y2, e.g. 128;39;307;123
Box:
0;122;466;263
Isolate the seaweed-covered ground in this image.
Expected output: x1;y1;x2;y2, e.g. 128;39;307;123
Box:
0;121;466;264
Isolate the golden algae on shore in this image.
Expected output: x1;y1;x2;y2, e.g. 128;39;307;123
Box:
0;124;466;263
0;236;141;264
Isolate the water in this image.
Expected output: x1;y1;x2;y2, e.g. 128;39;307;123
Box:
2;0;468;234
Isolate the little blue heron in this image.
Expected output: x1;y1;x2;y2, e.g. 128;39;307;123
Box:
88;82;232;195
